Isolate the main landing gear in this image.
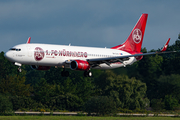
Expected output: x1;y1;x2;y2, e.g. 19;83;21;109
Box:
84;71;92;77
61;68;92;77
61;70;92;77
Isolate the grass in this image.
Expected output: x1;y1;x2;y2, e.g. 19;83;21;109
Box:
0;116;179;120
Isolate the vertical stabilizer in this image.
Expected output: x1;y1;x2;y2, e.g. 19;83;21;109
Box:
111;13;148;52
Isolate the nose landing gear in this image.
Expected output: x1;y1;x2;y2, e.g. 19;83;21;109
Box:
14;62;22;73
17;67;22;72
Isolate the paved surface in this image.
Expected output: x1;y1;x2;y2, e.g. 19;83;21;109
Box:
14;111;180;117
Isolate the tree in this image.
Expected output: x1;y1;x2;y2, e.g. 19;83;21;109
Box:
115;75;149;110
25;65;46;86
0;52;17;80
162;39;180;75
0;94;12;114
84;96;117;116
164;95;179;110
0;75;32;96
33;78;84;111
10;96;38;110
137;54;163;82
94;70;149;110
151;98;165;111
33;78;56;109
153;74;180;101
44;67;65;84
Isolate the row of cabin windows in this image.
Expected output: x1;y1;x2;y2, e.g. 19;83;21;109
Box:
8;49;119;57
87;54;117;57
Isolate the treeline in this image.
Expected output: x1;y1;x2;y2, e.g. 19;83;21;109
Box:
0;36;180;115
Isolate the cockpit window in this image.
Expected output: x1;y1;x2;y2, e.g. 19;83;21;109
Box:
9;48;21;51
9;48;16;50
16;49;21;51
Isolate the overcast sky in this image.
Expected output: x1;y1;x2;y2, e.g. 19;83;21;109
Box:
0;0;180;52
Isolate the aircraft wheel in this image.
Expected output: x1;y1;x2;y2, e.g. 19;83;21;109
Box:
84;71;92;77
18;67;22;72
88;71;92;77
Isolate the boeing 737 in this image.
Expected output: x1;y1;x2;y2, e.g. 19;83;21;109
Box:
4;13;175;77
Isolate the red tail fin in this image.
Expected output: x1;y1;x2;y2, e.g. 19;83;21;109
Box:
111;13;148;52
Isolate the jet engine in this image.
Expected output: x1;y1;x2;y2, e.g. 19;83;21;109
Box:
31;65;51;70
70;60;90;71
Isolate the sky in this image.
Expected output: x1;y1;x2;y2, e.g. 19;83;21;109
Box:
0;0;180;52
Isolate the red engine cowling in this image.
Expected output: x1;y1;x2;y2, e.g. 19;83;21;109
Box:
70;60;90;71
135;56;143;61
128;51;143;61
31;65;51;70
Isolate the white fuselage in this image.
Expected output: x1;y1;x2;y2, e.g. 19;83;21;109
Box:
5;43;137;69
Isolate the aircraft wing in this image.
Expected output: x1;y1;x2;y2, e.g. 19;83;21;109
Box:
86;38;176;67
87;50;176;67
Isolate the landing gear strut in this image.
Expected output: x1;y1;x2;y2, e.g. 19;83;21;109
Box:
84;71;92;77
14;62;22;73
17;67;22;72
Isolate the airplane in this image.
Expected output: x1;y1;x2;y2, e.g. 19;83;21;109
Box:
4;13;175;77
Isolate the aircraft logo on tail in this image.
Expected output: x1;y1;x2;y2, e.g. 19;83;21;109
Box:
132;29;142;44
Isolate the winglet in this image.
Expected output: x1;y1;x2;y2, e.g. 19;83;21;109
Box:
26;37;31;44
161;38;170;52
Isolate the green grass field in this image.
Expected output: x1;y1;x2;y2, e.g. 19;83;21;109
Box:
0;116;179;120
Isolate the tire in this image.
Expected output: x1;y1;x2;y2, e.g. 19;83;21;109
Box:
84;71;92;77
88;71;92;77
18;68;22;72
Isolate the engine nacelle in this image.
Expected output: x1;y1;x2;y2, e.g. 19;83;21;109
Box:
31;65;51;70
135;56;143;61
70;60;90;71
